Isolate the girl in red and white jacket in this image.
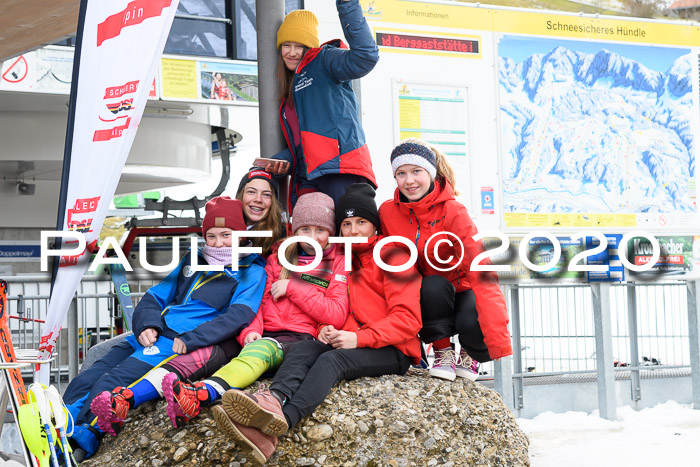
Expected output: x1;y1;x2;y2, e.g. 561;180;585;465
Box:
379;139;512;382
210;183;423;464
161;192;350;428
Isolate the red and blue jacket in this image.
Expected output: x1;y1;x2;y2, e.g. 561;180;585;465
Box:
272;0;379;194
132;249;267;352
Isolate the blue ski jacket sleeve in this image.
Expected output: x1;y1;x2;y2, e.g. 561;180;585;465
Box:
131;254;188;338
270;146;294;168
178;256;267;351
324;0;379;82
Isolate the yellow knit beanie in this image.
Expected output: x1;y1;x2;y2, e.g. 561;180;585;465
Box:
277;10;319;49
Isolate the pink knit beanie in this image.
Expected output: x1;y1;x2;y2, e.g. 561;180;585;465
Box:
291;192;335;235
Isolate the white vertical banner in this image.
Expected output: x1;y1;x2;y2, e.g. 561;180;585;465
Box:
37;0;180;384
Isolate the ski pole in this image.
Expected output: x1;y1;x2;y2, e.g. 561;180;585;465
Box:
29;384;61;467
45;385;76;467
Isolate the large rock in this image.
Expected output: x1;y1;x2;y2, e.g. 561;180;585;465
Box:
82;369;529;466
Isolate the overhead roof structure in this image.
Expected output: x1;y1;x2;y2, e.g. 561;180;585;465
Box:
0;0;286;231
669;0;700;9
0;0;79;62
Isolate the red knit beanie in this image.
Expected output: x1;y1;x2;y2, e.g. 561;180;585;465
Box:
202;196;246;236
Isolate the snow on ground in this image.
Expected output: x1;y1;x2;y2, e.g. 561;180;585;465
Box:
517;401;700;466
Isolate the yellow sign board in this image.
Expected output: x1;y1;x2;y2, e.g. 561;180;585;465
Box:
362;0;700;47
161;58;198;100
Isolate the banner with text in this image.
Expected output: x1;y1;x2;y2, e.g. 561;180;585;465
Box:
38;0;179;383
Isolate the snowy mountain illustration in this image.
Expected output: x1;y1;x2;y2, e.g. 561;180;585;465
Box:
500;44;694;214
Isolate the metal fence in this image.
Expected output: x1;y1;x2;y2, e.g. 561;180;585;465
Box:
2;274;161;391
511;282;689;373
494;280;700;420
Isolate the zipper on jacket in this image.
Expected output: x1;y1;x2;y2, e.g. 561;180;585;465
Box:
409;209;420;246
347;272;365;330
279;101;296;228
163;270;225;318
409;209;422;270
349;304;365;330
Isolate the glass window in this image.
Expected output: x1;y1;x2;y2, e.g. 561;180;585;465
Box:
53;0;304;60
165;18;228;58
177;0;226;18
53;37;76;47
234;0;302;61
234;0;257;61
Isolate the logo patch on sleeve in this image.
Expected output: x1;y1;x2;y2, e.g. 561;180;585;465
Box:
300;274;330;289
334;274;347;283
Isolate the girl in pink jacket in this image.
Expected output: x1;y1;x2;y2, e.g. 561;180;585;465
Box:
162;192;349;427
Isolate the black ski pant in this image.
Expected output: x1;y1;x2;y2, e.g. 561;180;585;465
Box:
270;340;411;429
419;275;491;362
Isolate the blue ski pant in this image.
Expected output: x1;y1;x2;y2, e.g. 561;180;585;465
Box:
63;335;177;457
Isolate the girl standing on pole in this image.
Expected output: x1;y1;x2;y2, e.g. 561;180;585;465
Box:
263;0;378;209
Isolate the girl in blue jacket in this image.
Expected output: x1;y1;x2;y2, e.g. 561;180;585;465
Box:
264;0;379;210
62;196;267;459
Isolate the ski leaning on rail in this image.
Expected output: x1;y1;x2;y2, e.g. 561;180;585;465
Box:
0;280;78;466
0;279;38;466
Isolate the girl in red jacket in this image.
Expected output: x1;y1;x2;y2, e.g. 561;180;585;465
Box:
161;192;350;428
379;139;512;382
210;183;423;464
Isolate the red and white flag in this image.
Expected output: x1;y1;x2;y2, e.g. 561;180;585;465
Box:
37;0;179;383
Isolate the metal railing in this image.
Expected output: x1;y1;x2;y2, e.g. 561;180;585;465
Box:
510;282;688;373
493;280;699;420
2;274;162;391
